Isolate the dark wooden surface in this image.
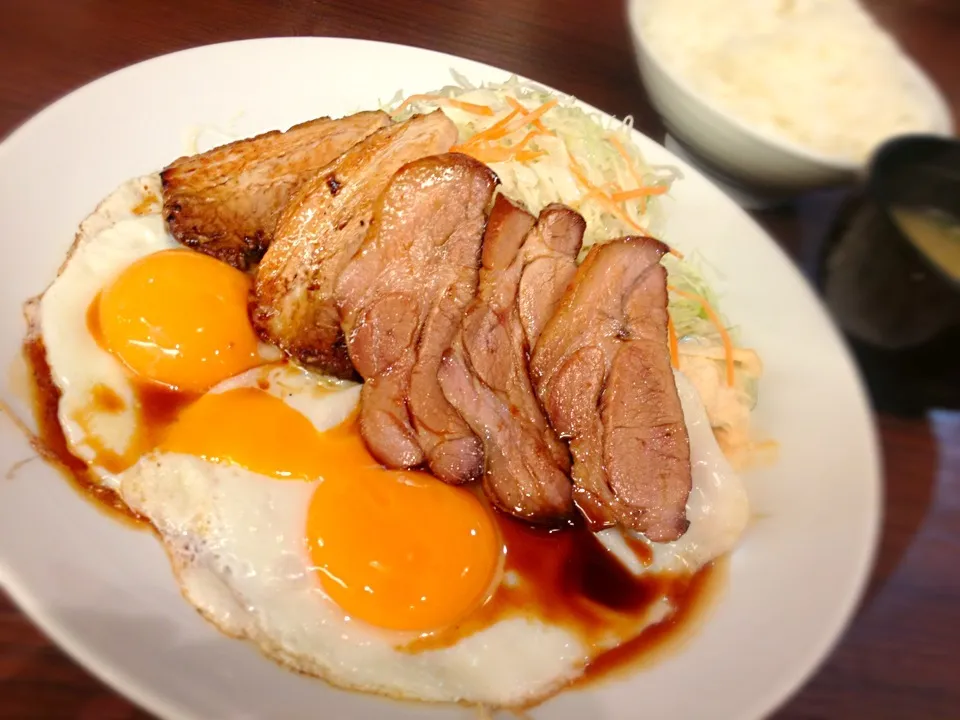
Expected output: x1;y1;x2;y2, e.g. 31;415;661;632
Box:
1;1;958;718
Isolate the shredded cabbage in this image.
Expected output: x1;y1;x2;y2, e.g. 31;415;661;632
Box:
386;76;736;342
662;252;734;343
385;75;681;251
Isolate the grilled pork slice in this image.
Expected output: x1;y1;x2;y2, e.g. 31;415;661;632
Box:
438;197;583;523
516;203;585;349
162;111;390;269
338;153;497;483
530;237;691;542
253;111;458;379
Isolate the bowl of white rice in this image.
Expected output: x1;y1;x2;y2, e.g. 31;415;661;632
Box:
627;0;953;197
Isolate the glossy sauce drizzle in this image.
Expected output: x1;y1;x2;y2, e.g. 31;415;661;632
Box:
405;512;719;692
22;335;144;524
22;334;193;526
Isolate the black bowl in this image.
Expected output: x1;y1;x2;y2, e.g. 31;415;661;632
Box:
819;134;960;350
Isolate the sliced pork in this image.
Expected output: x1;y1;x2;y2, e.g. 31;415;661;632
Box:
337;153;498;483
516;203;585;349
162;111;390;270
530;237;691;542
439;197;584;523
253;111;458;379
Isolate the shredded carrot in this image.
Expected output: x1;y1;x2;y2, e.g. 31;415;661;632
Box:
609;135;646;187
447;96;668;241
608;134;660;213
468;128;548;156
610;186;668;202
512;129;548;150
667;316;679;369
569;158;649;234
457;97;559;155
455;108;522;150
667;286;735;386
568;156;594;190
457;119;550;162
460;146;546;164
518;98;558;130
449;98;496;115
391;94;495;117
457;122;541;163
601;195;649;234
512;149;547;162
506;96;552;132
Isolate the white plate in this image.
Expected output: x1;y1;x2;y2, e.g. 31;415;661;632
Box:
0;38;880;719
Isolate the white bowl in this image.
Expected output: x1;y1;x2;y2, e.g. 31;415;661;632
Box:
626;0;954;196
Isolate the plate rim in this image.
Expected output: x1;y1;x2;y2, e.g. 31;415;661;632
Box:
0;35;883;720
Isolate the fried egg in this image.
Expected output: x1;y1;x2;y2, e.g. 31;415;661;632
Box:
37;177;749;707
38;176;276;488
116;364;746;706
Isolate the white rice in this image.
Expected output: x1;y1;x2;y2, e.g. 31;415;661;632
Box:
639;0;944;162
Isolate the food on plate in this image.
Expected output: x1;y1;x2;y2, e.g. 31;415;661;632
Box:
438;196;581;523
20;76;768;708
113;364;746;706
162;111;390;269
392;81;766;463
337;153;497;483
254;111;458;379
676;343;767;468
638;0;945;161
531;237;691;541
388;78;679;250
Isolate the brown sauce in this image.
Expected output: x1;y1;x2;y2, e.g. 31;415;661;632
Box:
494;516;666;629
575;558;722;688
22;328;196;525
134;382;195;431
406;511;719;698
622;531;655;568
22;336;145;526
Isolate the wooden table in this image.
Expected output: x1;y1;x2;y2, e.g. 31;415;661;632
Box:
1;1;958;717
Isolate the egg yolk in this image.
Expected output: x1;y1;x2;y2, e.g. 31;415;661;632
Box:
307;440;501;632
159;387;327;480
96;249;262;392
161;386;501;632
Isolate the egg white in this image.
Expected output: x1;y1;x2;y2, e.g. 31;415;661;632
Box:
40;176;749;706
117;364;748;706
38;176;279;488
39;175;176;488
598;371;749;575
